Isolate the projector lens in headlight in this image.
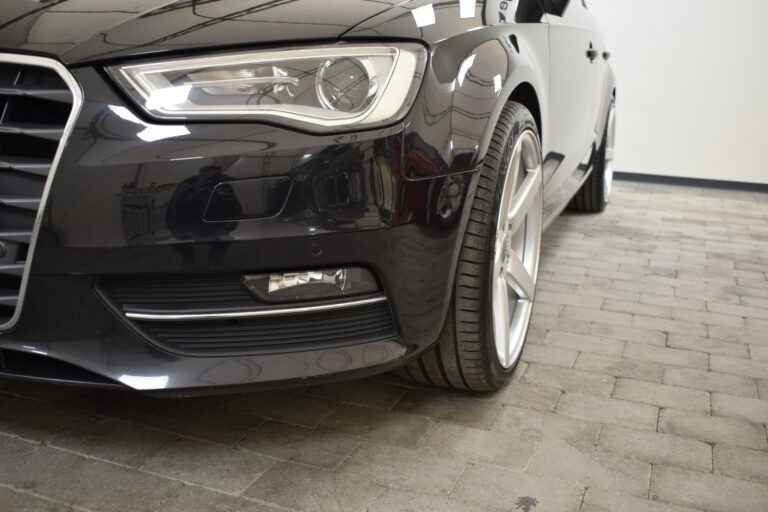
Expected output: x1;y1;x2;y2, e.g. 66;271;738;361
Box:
316;57;376;113
108;44;426;132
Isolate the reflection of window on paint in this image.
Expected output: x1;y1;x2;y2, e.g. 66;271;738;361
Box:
540;0;572;17
484;0;545;25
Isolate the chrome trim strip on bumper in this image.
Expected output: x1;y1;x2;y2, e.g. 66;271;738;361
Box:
0;53;84;332
125;295;389;321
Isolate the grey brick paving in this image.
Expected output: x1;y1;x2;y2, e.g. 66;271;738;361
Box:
0;181;766;511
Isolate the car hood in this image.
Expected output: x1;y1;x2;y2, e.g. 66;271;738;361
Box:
0;0;405;65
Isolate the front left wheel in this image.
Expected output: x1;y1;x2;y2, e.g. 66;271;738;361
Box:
397;101;543;392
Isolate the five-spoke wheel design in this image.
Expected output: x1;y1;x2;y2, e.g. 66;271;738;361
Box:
492;129;543;369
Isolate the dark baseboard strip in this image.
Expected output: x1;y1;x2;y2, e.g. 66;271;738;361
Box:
615;171;768;193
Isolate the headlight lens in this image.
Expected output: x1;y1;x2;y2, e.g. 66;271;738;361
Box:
109;44;426;132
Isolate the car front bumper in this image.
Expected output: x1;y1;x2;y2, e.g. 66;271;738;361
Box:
0;65;478;393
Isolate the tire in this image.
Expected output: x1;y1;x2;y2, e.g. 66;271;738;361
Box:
569;97;616;213
396;101;544;392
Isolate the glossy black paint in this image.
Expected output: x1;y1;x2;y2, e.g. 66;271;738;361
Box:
0;0;615;392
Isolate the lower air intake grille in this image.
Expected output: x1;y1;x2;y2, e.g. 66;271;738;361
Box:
0;55;76;326
141;301;397;356
99;274;399;356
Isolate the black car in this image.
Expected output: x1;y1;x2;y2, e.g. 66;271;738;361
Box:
0;0;615;394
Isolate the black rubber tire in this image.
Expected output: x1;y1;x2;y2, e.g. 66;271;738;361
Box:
568;107;612;213
396;101;541;392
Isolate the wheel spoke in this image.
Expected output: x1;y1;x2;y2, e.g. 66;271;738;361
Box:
497;148;522;237
493;275;512;363
504;251;535;301
506;167;542;236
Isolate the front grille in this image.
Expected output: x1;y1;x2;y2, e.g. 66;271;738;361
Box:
0;56;77;327
99;274;400;357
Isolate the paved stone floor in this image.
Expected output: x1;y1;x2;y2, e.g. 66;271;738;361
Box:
1;180;768;512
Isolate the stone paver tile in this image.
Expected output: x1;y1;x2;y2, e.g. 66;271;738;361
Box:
521;343;579;368
543;331;626;356
667;334;749;358
527;437;651;496
485;381;562;412
368;488;488;512
492;406;601;451
416;422;536;469
623;343;709;369
651;465;768;512
452;463;585;512
319;404;431;448
303;379;406;409
0;435;82;491
708;326;767;347
337;442;466;495
659;409;768;450
713;445;768;485
48;417;178;468
709;301;768;321
537;290;604;309
710;355;768;380
141;439;273;494
574;353;664;382
639;293;706;313
392;389;501;429
758;379;768;400
561;306;633;326
582;488;703;512
159;486;283;512
0;394;89;442
245;462;382;512
532;307;593;332
711;393;768;425
663;367;758;397
0;486;73;512
603;299;672;319
598;425;712;472
589;323;667;346
37;458;180;512
226;391;339;428
672;309;746;329
612;379;710;414
632;316;708;337
237;420;360;469
521;363;615;397
750;345;768;361
556;392;659;431
123;398;262;445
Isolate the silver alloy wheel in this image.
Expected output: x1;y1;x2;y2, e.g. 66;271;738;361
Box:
492;130;543;369
603;101;616;203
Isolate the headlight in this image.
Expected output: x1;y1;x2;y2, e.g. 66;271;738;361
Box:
108;43;427;132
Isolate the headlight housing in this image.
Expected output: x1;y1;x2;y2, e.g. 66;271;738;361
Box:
109;43;427;133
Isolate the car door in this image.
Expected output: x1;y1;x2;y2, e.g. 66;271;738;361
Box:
541;0;600;199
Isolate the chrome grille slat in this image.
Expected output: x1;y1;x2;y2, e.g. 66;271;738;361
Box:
0;123;64;141
0;157;52;176
0;230;32;243
0;264;24;277
0;54;81;329
0;196;41;211
0;86;72;103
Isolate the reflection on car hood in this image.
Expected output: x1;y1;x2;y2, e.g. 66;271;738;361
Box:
0;0;405;64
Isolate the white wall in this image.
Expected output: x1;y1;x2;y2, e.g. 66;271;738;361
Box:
588;0;768;184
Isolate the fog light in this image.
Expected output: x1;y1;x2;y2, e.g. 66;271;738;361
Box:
242;267;378;303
